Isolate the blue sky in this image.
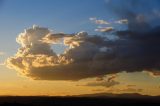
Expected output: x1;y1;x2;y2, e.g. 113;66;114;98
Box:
0;0;113;56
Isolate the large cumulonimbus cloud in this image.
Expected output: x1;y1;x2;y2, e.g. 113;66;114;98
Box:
6;24;160;80
6;0;160;81
6;25;116;80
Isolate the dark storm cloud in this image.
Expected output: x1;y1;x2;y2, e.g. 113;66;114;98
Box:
103;0;160;73
106;0;160;31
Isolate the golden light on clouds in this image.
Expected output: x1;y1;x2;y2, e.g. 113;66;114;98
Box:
2;22;159;96
0;0;160;99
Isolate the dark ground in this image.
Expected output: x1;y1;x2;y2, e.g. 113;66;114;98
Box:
0;96;160;106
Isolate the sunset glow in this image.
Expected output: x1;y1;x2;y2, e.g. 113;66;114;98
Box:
0;0;160;97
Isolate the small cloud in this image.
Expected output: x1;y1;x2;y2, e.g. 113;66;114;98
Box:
85;80;120;88
95;27;114;32
41;33;74;44
95;20;110;25
115;19;128;24
107;74;117;82
90;17;110;25
89;17;96;21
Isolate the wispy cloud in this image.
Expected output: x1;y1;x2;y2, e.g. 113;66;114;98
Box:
95;27;114;32
89;17;129;33
115;19;128;24
85;80;119;88
89;17;110;25
78;75;119;88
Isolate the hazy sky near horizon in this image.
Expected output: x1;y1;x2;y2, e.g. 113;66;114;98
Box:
0;0;160;96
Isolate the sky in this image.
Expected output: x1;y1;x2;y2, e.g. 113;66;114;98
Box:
0;0;160;96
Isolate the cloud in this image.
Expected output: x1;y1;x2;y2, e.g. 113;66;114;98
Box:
89;17;96;20
115;19;128;24
5;1;160;80
95;27;114;32
96;77;104;81
6;26;109;80
85;80;120;88
105;0;160;32
107;75;117;82
84;74;119;87
6;22;160;80
89;17;128;33
41;33;74;44
89;17;110;25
